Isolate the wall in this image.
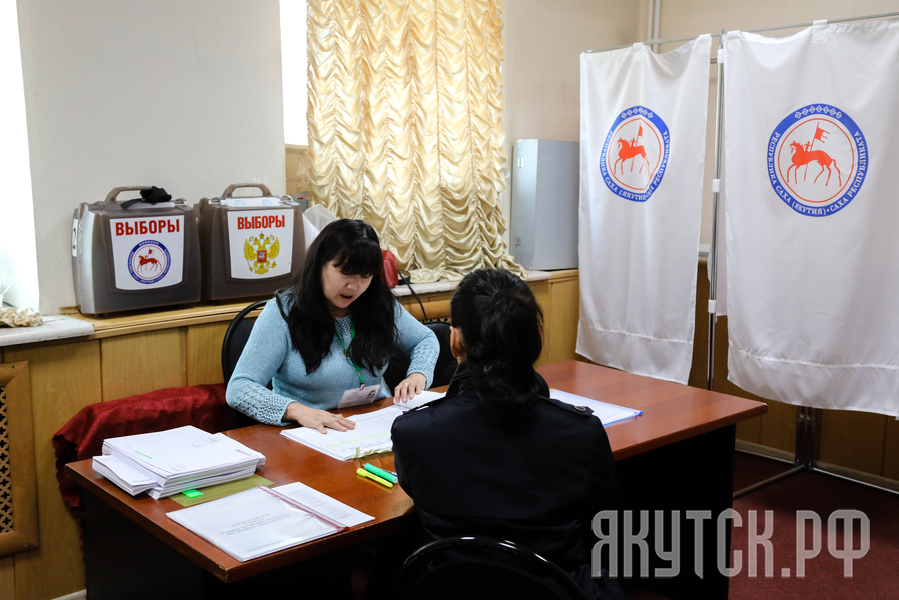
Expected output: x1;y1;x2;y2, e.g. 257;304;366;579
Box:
501;0;643;244
0;0;39;310
16;0;287;315
652;0;898;243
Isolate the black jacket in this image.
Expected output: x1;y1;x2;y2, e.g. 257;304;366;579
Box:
391;362;625;600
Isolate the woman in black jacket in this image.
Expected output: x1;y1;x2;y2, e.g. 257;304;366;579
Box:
391;268;626;600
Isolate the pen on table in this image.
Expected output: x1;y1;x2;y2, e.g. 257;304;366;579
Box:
363;463;398;484
356;467;393;488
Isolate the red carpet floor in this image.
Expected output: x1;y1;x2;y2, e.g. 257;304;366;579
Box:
729;453;899;599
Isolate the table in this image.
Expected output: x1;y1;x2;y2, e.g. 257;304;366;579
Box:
66;360;766;600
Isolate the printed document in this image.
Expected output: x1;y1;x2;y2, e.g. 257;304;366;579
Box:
281;406;404;460
167;482;373;562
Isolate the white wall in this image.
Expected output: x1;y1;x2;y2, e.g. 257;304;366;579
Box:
281;0;308;145
501;1;643;244
0;0;39;310
653;0;899;244
17;0;286;314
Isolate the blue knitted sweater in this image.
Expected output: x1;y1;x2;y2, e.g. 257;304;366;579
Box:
226;298;439;425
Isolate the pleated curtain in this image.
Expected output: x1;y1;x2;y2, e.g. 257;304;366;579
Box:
306;0;522;282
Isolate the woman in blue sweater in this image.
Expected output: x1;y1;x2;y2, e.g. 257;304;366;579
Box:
227;219;438;431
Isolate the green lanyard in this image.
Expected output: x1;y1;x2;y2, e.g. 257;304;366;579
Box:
335;318;365;389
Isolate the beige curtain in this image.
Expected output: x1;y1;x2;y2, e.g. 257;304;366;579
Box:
307;0;523;282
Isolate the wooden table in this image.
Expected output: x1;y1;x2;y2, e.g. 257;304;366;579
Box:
66;360;766;600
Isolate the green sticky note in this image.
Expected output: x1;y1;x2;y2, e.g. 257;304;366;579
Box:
182;489;204;498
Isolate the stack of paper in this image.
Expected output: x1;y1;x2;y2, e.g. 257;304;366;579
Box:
92;455;157;496
167;482;374;562
549;389;643;426
95;426;265;498
281;406;404;460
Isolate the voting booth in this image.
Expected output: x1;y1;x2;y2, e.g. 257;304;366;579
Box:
196;183;305;302
72;186;202;315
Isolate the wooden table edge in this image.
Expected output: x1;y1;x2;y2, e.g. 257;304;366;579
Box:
610;402;768;460
67;462;417;583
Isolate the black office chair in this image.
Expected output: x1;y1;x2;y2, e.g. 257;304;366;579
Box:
383;319;457;391
397;536;589;600
221;299;269;429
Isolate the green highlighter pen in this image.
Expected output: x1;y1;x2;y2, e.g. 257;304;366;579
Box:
363;463;398;484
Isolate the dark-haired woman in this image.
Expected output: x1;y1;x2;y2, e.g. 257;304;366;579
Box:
227;219;438;431
391;269;625;599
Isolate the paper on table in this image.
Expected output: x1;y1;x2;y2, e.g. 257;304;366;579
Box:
167;482;374;562
100;426;265;498
104;426;263;480
92;455;156;496
549;389;642;426
267;481;374;528
167;487;337;562
393;390;445;411
281;407;404;460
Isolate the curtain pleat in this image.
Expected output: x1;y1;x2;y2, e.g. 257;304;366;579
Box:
307;0;523;282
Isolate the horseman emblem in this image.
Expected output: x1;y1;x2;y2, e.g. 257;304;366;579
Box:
244;233;280;275
600;105;670;202
768;103;867;216
127;240;171;284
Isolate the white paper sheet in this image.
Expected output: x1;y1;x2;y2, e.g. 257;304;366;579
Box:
393;390;445;411
167;487;337;562
281;407;404;460
549;389;642;426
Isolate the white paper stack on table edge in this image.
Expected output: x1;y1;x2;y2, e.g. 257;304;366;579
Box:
281;406;404;460
92;455;157;496
95;426;265;498
549;389;643;426
167;482;374;562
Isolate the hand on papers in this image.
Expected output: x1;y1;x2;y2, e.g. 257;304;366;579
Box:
285;402;356;435
393;372;426;403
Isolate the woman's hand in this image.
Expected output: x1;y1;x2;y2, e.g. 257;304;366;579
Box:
284;402;356;434
394;372;427;403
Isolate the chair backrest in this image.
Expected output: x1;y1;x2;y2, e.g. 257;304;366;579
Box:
383;320;457;392
221;299;269;429
397;536;589;600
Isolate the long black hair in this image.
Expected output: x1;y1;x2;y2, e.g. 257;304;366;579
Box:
450;269;544;406
277;219;396;374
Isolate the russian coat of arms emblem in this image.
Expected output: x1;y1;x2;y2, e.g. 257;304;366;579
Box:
243;233;280;275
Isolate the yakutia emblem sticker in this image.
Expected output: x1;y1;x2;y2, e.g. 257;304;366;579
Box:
128;240;171;284
600;105;670;202
768;103;867;216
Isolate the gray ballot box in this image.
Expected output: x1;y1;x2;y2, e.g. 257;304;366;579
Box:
509;139;579;271
72;186;201;315
196;183;305;302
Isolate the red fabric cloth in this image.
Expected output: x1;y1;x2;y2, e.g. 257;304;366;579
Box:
53;384;231;508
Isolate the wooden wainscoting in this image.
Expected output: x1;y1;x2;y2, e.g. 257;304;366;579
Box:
2;342;100;600
0;362;39;558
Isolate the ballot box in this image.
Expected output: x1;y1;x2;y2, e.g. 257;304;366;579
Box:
72;186;201;315
196;183;305;302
